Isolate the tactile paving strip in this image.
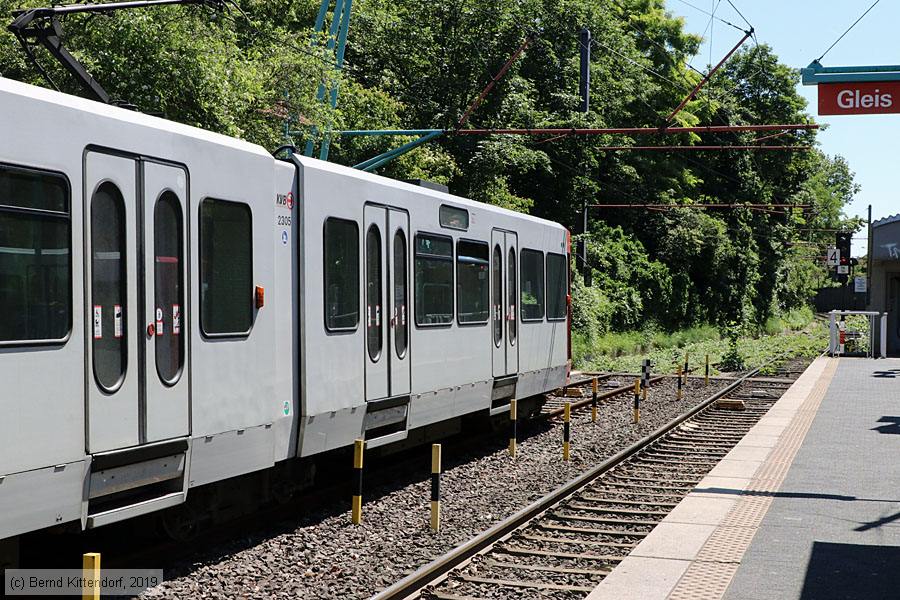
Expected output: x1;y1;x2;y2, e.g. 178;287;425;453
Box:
667;358;838;600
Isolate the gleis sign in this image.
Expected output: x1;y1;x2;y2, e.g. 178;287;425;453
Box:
818;81;900;115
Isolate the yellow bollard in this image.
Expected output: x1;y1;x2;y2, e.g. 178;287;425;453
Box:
677;365;683;400
82;552;100;600
430;444;441;532
509;399;517;458
591;377;598;423
351;439;364;525
633;378;641;424
563;402;571;461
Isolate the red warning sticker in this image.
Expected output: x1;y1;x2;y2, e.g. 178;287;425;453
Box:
156;307;164;336
93;305;102;339
173;304;181;335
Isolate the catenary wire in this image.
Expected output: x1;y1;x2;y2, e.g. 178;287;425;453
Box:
817;0;881;62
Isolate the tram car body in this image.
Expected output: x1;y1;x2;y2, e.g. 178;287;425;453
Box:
0;76;570;549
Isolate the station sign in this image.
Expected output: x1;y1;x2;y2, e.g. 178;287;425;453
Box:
819;81;900;115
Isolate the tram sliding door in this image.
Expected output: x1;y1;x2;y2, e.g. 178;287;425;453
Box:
491;229;519;378
85;152;189;453
363;204;410;401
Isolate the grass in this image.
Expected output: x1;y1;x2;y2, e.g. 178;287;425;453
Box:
574;308;826;377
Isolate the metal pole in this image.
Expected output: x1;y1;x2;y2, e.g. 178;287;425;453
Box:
867;204;872;307
509;399;517;457
633;378;640;423
581;203;590;285
430;444;441;532
351;438;364;524
579;28;591;113
319;0;354;160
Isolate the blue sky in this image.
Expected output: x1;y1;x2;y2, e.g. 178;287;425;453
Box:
666;0;894;257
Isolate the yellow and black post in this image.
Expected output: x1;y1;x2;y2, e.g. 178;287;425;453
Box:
641;358;650;402
351;438;364;525
683;353;689;385
677;365;683;400
633;378;641;423
430;443;441;532
705;354;710;386
563;402;571;461
591;377;598;423
509;398;517;457
82;552;100;600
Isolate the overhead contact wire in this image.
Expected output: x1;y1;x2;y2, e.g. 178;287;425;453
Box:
817;0;882;62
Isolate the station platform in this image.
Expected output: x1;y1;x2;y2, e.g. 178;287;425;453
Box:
588;356;900;600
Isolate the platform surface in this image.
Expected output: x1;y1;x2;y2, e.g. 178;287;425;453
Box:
587;356;900;600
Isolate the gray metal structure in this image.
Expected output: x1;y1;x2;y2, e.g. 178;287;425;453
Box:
0;76;570;546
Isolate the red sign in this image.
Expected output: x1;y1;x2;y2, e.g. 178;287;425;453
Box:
819;81;900;115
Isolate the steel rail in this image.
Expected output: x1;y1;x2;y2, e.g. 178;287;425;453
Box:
546;369;701;418
370;365;762;600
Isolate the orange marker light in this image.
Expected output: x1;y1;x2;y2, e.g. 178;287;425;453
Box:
255;286;265;309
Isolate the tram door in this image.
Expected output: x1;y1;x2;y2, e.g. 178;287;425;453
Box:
491;229;519;378
85;152;190;453
363;204;411;400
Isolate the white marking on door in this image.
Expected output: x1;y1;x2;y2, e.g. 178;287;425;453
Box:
114;304;123;338
173;304;181;335
156;307;164;336
93;305;102;339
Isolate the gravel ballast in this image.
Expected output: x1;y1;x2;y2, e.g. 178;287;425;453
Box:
142;377;729;599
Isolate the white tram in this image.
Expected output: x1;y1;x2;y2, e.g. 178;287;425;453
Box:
0;75;570;554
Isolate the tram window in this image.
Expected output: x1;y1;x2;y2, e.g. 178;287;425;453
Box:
200;199;252;336
457;239;489;324
439;205;469;230
366;224;383;361
520;249;544;321
91;182;127;390
155;192;184;384
546;252;567;321
393;230;408;357
324;218;360;331
414;233;453;325
492;245;502;345
0;164;70;343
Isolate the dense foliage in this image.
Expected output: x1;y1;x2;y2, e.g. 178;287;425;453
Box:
0;0;859;338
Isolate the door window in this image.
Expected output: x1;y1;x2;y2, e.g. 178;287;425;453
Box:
508;247;517;344
154;192;184;384
0;164;70;343
366;224;382;361
91;182;126;391
492;244;502;346
393;229;408;358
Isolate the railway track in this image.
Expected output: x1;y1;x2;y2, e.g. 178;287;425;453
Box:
372;359;807;600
